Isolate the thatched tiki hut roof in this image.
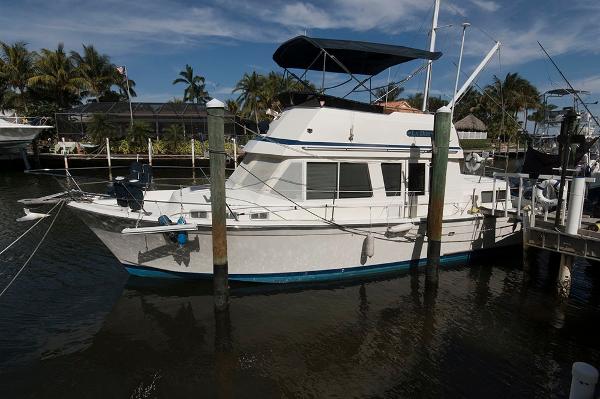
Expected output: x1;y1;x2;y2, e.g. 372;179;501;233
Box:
454;114;487;131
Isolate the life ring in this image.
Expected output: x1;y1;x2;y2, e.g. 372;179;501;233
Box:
465;152;482;172
534;179;560;208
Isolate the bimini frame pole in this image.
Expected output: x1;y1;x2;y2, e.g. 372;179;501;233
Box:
422;0;441;112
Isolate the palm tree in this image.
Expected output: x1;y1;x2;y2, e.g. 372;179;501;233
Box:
172;64;209;104
226;99;240;116
163;123;185;152
127;121;153;148
374;83;404;102
481;73;540;139
28;43;84;109
0;41;36;113
86;113;116;143
233;71;264;124
453;87;484;122
405;92;447;112
528;102;557;135
71;44;115;100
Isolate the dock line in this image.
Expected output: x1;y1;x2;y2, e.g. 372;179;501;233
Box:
0;200;65;299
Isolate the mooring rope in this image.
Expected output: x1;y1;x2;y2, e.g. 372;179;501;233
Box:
0;200;65;299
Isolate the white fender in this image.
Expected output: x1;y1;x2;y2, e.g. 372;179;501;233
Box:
364;233;375;258
534;179;560;208
465;152;482;172
16;208;50;222
386;223;413;236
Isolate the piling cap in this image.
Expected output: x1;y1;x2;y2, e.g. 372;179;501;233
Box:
206;98;225;108
572;362;599;384
436;105;451;113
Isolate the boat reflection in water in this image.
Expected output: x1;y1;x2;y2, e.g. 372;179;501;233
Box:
4;251;600;398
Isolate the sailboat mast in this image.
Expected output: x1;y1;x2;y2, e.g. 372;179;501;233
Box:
422;0;440;112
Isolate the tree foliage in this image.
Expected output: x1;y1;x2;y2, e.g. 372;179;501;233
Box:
86;113;117;144
172;64;210;104
233;71;313;122
0;41;137;116
374;83;404;102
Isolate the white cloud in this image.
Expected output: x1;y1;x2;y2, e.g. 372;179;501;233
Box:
469;0;500;12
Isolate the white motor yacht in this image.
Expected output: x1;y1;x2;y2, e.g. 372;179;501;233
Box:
66;36;521;283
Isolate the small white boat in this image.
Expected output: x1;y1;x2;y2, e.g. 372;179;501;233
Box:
66;36;521;283
0;118;52;157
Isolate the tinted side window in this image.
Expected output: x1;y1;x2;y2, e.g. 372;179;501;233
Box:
306;162;338;199
408;163;426;195
381;163;402;196
339;163;372;198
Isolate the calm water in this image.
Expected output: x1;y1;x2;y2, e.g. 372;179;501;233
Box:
1;168;600;398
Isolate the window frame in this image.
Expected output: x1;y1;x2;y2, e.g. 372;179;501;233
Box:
407;162;427;196
305;161;373;200
381;162;402;197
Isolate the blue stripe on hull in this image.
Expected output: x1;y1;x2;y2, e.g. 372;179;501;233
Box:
124;251;474;283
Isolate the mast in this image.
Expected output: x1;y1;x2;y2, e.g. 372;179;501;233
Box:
450;23;470;122
422;0;440;112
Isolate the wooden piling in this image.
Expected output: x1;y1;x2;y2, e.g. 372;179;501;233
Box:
207;99;229;311
191;138;196;168
426;106;452;286
61;137;69;170
106;137;112;180
232;137;237;168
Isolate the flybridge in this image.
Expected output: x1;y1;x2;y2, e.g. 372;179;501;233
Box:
273;35;441;76
271;35;442;108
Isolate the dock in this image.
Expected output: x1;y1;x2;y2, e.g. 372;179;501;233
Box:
482;172;599;299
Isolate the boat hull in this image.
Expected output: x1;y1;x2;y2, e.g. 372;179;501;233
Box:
0;126;44;156
72;208;521;283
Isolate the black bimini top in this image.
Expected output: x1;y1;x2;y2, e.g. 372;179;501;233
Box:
545;88;590;96
273;36;442;76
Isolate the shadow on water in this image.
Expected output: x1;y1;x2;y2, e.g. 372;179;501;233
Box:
2;169;600;398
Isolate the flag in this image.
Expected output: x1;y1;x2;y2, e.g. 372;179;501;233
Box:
116;66;127;81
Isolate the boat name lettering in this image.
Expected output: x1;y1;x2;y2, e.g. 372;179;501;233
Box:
406;130;433;137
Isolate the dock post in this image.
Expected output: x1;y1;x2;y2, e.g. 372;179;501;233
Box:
232;137;237;168
556;109;579;227
61;137;69;170
191;138;195;168
569;362;598;399
106;137;112;180
147;137;152;166
522;210;531;274
566;177;586;235
426;106;452;287
207;98;229;311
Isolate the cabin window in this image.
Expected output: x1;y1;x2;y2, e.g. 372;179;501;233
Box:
408;163;426;195
381;163;402;196
306;162;338;200
306;162;372;199
228;154;279;191
250;212;269;220
273;161;303;200
190;210;208;219
339;163;372;198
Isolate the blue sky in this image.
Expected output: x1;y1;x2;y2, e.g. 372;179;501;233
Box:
1;0;600;115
